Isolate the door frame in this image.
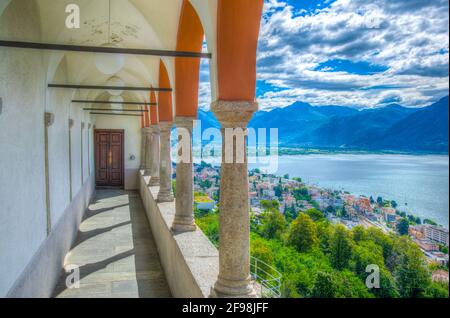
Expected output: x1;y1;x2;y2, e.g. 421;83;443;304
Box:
94;129;125;189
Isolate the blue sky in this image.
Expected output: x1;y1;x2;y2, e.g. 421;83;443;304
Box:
199;0;449;110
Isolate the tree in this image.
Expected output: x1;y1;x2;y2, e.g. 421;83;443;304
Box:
283;174;290;180
293;187;310;201
395;240;430;297
340;207;348;218
284;205;298;222
365;227;395;269
439;244;449;254
376;196;383;206
424;281;449;298
250;235;275;266
424;218;437;226
172;180;177;196
391;200;398;208
330;225;353;270
258;209;286;240
376;268;400;298
286;213;318;253
310;272;336;298
351;241;399;298
274;185;283;198
305;208;324;221
352;225;366;243
316;220;333;253
195;212;219;247
261;200;279;211
199;179;212;190
397;218;409;236
325;205;335;215
370;196;375;204
333;270;373;298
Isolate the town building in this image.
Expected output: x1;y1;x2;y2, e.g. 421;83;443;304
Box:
414;238;439;252
432;270;449;283
422;225;449;246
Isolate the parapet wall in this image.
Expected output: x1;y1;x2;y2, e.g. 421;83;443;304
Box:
139;173;219;298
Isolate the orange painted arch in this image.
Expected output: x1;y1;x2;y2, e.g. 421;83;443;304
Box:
150;91;159;125
158;60;173;122
175;0;204;117
144;104;150;127
217;0;264;101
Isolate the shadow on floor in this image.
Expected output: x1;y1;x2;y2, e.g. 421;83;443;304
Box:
52;189;171;298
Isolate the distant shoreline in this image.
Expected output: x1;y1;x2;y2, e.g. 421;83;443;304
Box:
278;147;449;156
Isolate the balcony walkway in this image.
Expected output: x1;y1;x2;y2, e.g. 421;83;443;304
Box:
53;190;171;298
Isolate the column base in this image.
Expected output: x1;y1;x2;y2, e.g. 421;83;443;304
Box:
148;177;160;186
171;216;197;232
157;191;174;203
210;278;257;298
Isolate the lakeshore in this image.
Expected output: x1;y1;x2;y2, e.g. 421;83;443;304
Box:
248;153;449;227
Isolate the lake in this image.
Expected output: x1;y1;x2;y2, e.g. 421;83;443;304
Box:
249;154;449;227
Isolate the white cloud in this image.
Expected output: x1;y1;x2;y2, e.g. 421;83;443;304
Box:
198;0;449;110
255;0;449;109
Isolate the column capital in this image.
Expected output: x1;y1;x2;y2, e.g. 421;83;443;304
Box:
174;116;196;130
159;121;173;132
142;127;152;135
150;124;161;135
211;100;258;128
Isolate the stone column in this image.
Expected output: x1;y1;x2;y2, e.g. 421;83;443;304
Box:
143;127;153;177
140;128;147;170
211;100;258;298
157;121;174;202
171;116;196;232
148;125;160;186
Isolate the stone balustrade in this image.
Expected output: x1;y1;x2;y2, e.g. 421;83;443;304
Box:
139;172;219;297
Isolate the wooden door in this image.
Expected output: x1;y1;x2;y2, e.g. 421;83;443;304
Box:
94;129;124;188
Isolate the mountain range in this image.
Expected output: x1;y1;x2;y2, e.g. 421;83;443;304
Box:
197;96;449;153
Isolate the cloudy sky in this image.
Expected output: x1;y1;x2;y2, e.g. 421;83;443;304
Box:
200;0;449;110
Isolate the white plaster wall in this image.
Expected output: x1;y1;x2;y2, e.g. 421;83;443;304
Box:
0;0;48;297
84;119;94;179
69;105;83;196
93;114;142;190
7;176;96;298
81;111;90;184
0;0;95;296
46;59;72;228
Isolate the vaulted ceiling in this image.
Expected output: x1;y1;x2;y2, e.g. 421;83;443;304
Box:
1;0;217;105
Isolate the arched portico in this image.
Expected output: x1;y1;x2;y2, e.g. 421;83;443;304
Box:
0;0;264;298
157;61;175;203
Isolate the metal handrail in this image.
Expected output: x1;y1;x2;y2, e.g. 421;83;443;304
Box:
250;256;282;298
